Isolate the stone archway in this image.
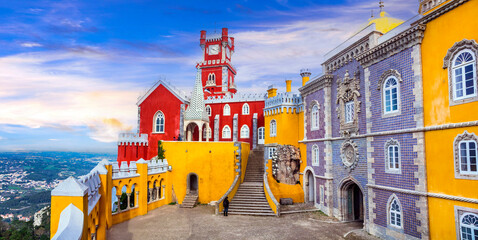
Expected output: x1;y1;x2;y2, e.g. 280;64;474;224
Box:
187;173;198;194
338;178;364;222
185;122;199;141
303;169;315;204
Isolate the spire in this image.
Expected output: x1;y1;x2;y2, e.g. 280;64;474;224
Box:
184;68;209;122
379;0;384;13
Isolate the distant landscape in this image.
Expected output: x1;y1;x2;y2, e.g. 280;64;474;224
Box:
0;152;117;219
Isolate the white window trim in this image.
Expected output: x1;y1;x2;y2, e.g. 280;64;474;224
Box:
384;139;401;174
223;104;231;116
452;49;477;101
455;205;478;240
222;125;231;139
454;131;478;180
206;105;212;117
311;104;320;130
383;76;401;115
242;103;250;115
153;110;165;134
458;140;478;175
240;125;250;139
270;119;277;137
387;195;403;230
268;147;276;159
311;144;319;166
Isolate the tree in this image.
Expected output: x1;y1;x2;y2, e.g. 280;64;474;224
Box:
157;140;166;159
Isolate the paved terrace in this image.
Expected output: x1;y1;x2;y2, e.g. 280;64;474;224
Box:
107;205;375;240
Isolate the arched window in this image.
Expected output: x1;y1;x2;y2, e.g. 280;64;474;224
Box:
460;213;478;240
312;145;319;166
222;125;231;139
240;125;249;138
223;104;231;116
389;197;402;228
242;103;250;115
311;105;319;129
452;50;476;100
459;139;477;174
385;139;401;173
154;111;165;133
208;73;216;83
383;77;399;114
203;126;212;139
206;105;211;116
270;120;277;137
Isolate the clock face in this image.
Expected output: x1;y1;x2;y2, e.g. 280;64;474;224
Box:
208;44;219;55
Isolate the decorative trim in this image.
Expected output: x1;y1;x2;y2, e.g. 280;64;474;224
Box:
299;74;333;96
340;140;360;171
357;25;426;68
418;0;470;24
310;101;320;131
444;40;478;106
386;194;404;230
299;120;478;143
336;70;361;137
384;139;401;174
453;130;478;180
454;206;478;240
378;70;402;90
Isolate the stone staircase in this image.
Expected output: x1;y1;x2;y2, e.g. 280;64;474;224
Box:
229;146;275;216
180;192;198;208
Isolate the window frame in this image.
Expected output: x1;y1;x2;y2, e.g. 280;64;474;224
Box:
242;103;250;115
387;195;403;230
454;131;478;180
223;104;231;116
384;139;401;174
458;140;477;175
455;206;478;240
240;125;250;139
345;101;354;123
383;76;400;115
153;111;165;134
452;50;477;101
311;144;319;166
206;105;212;116
311;104;320;130
268;147;276;159
222;125;231;139
270;119;277;137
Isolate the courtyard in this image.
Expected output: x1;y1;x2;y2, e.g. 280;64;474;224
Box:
107;205;375;240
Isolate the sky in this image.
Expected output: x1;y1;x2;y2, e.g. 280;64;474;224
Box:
0;0;419;153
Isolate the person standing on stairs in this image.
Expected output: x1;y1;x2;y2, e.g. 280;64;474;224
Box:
223;197;229;216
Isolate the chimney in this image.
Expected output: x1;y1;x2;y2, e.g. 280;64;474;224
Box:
285;80;292;92
300;69;312;86
267;85;277;98
222;28;228;43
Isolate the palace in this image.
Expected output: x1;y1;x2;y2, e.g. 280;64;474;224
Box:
50;0;478;239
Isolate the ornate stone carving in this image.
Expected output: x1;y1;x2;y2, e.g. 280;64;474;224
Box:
271;145;301;185
336;70;361;137
454;131;478;179
377;69;402;90
340;140;359;171
443;39;478;69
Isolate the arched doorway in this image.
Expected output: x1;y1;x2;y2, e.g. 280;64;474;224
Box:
185;123;199;141
187;173;198;194
304;170;315;204
339;179;364;222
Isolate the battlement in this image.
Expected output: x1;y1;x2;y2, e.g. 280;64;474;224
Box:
264;92;303;116
419;0;446;14
205;92;267;103
196;59;236;73
118;133;148;146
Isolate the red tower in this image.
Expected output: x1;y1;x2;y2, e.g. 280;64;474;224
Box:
197;28;237;98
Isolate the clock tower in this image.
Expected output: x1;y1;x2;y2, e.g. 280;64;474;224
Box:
197;28;237;98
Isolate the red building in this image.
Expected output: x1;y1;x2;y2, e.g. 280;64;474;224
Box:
117;28;265;164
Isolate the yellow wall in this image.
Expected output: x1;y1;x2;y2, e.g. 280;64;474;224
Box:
265;110;302;147
50;195;88;240
421;1;478;238
163;141;249;205
265;159;304;203
421;0;478;127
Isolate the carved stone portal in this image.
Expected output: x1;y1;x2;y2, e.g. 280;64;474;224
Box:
341;140;359;172
336;70;361;137
271;145;301;185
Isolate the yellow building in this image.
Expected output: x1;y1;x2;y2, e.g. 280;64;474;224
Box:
263;74;307;204
420;0;478;239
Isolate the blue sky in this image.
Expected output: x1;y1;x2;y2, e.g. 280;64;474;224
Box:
0;0;418;153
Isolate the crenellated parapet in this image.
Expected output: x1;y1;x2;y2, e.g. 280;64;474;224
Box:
205;92;267;103
118;132;148;146
263;92;303;116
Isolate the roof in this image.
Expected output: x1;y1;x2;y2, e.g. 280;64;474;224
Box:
136;79;189;106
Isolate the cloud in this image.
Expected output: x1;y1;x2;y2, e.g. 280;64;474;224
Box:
0;136;4;141
20;42;43;48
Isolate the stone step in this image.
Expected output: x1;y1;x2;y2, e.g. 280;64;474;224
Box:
229;203;271;208
228;209;275;214
228;212;275;216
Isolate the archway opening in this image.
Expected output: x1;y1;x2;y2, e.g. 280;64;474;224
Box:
187;173;198;194
304;170;315;204
340;180;363;222
185;122;200;141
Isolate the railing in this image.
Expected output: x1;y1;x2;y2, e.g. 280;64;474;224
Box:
205;92;267;103
147;159;170;175
118;133;148;146
79;168;102;215
264;172;280;216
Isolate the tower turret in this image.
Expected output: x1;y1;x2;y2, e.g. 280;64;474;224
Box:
300;69;312;86
200;30;206;49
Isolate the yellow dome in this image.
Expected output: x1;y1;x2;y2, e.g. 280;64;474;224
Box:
367;11;404;34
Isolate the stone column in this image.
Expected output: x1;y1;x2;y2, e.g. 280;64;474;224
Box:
198;122;203;142
116;195;121;212
148;188;153;202
126;193;131;209
156;187;160;200
233;114;238;142
214;115;219;142
252;113;258;148
136;191;139;207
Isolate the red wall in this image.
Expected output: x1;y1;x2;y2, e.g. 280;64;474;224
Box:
139;84;184;159
117;144;148;164
206;100;264;147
